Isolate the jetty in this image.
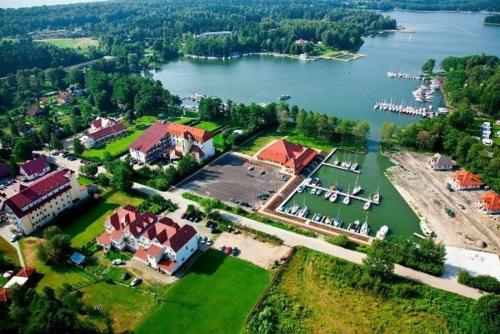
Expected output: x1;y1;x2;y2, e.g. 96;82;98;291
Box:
305;184;377;205
386;71;422;80
322;162;360;174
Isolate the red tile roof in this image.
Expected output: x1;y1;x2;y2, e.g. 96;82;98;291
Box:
26;106;45;116
257;139;318;173
147;244;163;258
134;247;148;262
165;122;213;142
88;123;125;140
110;230;123;241
20;156;49;177
129;122;170;154
0;163;10;179
16;267;36;278
158;259;176;273
0;288;9;302
96;232;112;246
451;169;484;188
478;191;500;212
167;225;197;252
91;118;102;129
3;169;74;218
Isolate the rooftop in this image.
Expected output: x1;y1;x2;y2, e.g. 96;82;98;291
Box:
257;139;318;173
477;191;500;212
450;169;483;187
20;156;49;177
129;121;170;154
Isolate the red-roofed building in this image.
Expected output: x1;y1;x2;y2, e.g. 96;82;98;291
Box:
129;121;215;164
2;169;88;234
26;106;46;117
57;91;74;105
20;156;50;181
448;169;484;190
477;191;500;215
257;139;318;174
16;267;36;278
96;205;198;275
0;288;9;302
81;117;126;148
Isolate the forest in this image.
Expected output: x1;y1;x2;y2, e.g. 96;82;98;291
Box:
0;0;395;62
484;14;500;25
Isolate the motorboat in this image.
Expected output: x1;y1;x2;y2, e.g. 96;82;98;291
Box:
363;201;371;210
376;225;389;240
329;192;338;202
324;190;332;199
360;222;370;235
343;195;350;205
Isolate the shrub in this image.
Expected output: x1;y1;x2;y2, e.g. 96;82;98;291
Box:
458;270;500;294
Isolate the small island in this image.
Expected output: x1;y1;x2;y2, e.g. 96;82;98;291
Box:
484;14;500;26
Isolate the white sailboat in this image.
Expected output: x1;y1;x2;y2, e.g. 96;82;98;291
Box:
352;175;362;195
363;200;371;210
343;183;351;205
329;191;338;202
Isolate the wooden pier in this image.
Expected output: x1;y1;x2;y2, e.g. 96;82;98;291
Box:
304;184;378;205
322;162;361;174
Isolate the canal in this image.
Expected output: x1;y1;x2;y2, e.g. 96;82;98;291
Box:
153;11;500;237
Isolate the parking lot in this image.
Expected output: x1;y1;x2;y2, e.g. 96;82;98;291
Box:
181;153;289;209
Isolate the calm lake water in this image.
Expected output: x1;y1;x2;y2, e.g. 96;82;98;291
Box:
0;0;107;9
153;11;500;237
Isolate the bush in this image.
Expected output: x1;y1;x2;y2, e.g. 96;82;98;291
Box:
138;194;178;214
458;270;500;294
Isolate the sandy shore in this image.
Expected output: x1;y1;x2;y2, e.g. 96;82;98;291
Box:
387;151;499;254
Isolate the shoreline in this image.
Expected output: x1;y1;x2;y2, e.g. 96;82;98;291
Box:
183;51;364;62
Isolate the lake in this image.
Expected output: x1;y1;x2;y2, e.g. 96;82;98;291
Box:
0;0;107;9
152;11;500;237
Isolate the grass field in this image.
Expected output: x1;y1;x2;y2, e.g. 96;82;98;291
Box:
36;38;99;51
194;121;223;132
20;238;155;333
236;129;282;155
136;250;270;334
249;247;475;333
0;236;20;266
82;116;157;160
174;117;196;124
60;191;143;248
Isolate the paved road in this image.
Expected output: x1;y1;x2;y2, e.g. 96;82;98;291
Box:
132;183;484;300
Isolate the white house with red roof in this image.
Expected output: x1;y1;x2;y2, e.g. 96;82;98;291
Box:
80;117;126;149
257;139;318;175
2;169;88;234
477;191;500;215
20;156;51;181
96;205;198;275
447;169;484;191
129;121;215;164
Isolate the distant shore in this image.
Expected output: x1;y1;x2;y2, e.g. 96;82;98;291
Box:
183;51;364;62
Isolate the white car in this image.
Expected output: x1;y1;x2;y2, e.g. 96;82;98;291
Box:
111;259;122;265
130;277;141;287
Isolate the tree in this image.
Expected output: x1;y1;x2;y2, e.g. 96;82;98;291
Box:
49;134;62;150
72;137;84;156
45;67;67;90
67;68;85;86
277;108;288;132
110;161;133;192
416;130;434;150
12;137;34;161
421;58;435;74
473;295;500;334
80;163;98;179
37;226;72;265
380;122;396;143
353;121;370;141
362;240;394;278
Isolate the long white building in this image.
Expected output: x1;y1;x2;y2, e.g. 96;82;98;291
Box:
3;169;88;235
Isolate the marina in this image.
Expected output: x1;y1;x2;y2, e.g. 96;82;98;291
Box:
373;101;435;117
386;71;422;80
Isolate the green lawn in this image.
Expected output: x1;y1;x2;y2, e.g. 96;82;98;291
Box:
236;129;283;156
0;236;20;267
213;133;224;149
249;248;475;333
77;176;93;186
20;238;155;333
194;121;223;132
136;250;270;334
174;117;196;124
82;116;157;160
36;38;99;51
60;191;144;248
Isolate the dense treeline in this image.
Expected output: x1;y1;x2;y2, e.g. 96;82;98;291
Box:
0;0;395;59
382;55;500;192
484;14;500;25
0;39;95;77
357;0;500;11
441;55;499;118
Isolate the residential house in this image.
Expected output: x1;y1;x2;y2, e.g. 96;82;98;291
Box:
129;121;215;164
428;153;454;171
20;156;51;181
1;268;37;303
25;106;46;117
80;117;126;149
2;169;88;235
447;169;484;191
477;191;500;215
57;91;74;105
96;205;198;275
257;139;318;175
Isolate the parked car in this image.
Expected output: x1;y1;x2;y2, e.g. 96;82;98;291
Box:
241;202;251;208
258;170;265;175
120;271;130;281
232;247;240;256
111;259;122;266
130;277;141;287
458;203;466;210
224;247;233;255
219;245;226;252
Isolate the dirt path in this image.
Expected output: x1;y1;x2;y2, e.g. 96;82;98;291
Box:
388;152;499;253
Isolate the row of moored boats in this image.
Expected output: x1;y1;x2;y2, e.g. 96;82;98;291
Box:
374;101;435;117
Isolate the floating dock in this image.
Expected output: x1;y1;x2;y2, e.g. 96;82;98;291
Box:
304;184;378;205
322;162;360;174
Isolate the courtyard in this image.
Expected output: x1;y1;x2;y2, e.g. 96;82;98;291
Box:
181;153;288;209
